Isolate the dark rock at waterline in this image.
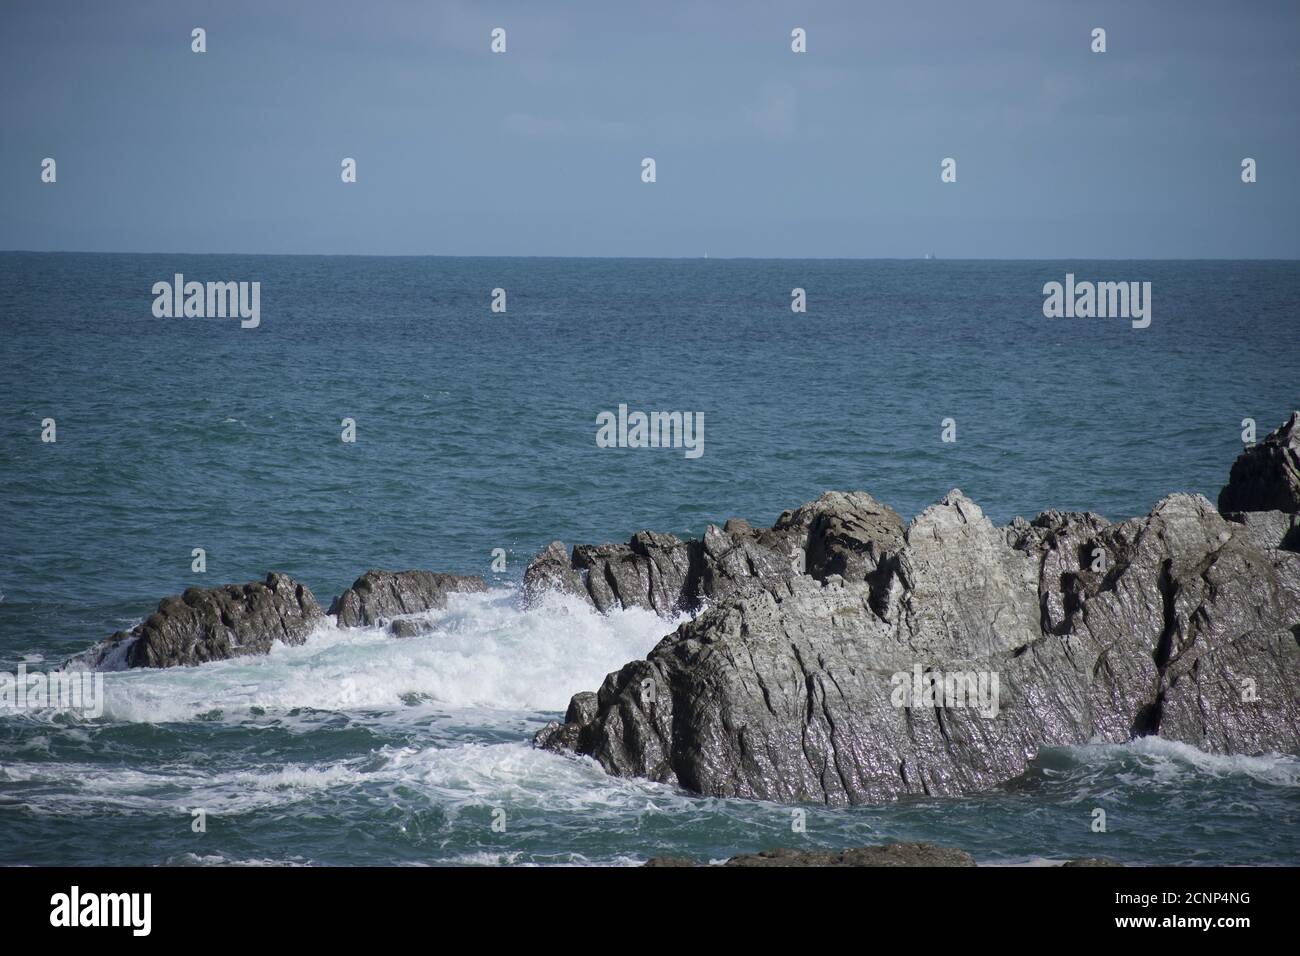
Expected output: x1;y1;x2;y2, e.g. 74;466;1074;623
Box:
522;491;903;615
388;618;438;638
724;843;978;867
1219;410;1300;514
1061;857;1123;867
537;473;1300;804
643;844;1121;867
328;570;488;628
70;573;325;670
643;842;977;867
71;567;490;669
642;856;699;867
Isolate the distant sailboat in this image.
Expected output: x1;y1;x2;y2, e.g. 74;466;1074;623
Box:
924;252;935;260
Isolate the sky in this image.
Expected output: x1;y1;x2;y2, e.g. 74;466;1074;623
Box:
1;0;1297;258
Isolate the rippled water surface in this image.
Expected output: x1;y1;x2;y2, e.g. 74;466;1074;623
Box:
1;254;1297;865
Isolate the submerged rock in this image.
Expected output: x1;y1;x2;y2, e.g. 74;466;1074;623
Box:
723;843;978;867
536;421;1300;805
644;842;976;867
1219;410;1300;514
644;844;1119;867
1062;858;1123;867
70;572;325;670
328;570;488;628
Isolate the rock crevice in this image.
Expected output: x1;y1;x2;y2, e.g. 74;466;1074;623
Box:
535;415;1300;805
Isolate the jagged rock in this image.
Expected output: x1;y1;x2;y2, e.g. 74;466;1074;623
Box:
1062;858;1123;867
772;490;905;581
724;843;977;867
1219;411;1300;513
643;856;699;867
70;573;325;670
538;483;1300;805
1221;510;1300;554
535;692;598;751
329;570;488;628
521;490;903;616
523;541;594;609
643;842;976;867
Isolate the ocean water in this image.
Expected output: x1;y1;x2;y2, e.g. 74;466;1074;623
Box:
0;253;1297;866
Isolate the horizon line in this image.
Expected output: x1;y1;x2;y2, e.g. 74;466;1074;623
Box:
4;250;1300;262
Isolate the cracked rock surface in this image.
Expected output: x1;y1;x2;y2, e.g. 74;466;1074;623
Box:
535;414;1300;805
329;569;488;630
1219;410;1300;513
70;572;326;670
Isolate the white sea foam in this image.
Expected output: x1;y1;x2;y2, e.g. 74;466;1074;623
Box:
0;738;697;821
1058;736;1300;788
89;587;682;725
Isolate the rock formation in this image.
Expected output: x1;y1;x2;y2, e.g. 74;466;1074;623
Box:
70;569;490;669
644;843;1119;866
523;490;901;615
645;842;978;867
70;572;325;670
535;413;1300;806
1219;411;1300;513
329;570;488;634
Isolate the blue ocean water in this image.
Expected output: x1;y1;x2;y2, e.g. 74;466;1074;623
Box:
0;253;1297;865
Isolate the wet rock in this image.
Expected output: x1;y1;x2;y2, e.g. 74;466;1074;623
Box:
522;541;593;609
1219;410;1300;513
71;573;325;670
723;843;977;867
539;481;1300;805
643;856;700;867
388;618;437;638
520;491;904;616
642;842;977;867
329;570;488;628
1062;858;1124;867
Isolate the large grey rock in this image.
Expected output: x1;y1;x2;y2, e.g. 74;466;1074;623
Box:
70;573;325;670
1219;410;1300;514
329;570;488;628
538;489;1300;805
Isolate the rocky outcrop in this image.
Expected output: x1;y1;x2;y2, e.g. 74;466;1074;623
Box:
329;570;489;631
645;842;977;867
1061;858;1123;867
1219;410;1300;514
70;567;492;669
522;491;903;615
537;476;1300;805
70;573;325;670
644;844;1118;867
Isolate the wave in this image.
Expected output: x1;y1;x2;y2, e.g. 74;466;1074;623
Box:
1027;736;1300;793
77;587;682;725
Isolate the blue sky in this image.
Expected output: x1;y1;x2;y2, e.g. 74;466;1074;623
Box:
2;0;1297;257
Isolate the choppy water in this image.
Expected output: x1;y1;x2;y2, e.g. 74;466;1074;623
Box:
1;253;1297;865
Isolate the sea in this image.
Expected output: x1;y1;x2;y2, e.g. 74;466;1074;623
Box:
1;253;1297;866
